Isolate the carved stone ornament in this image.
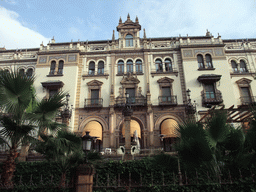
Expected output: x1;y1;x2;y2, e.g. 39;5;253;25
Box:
157;77;174;87
39;56;47;63
49;55;66;61
236;78;252;85
68;55;77;62
120;72;140;85
87;79;103;86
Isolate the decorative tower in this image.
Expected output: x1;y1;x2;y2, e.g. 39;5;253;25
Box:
116;14;141;49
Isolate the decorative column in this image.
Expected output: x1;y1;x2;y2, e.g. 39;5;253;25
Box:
122;93;133;161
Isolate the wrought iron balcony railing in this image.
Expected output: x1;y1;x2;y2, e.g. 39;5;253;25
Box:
202;92;223;105
158;96;177;106
84;98;103;108
240;96;256;106
115;97;147;107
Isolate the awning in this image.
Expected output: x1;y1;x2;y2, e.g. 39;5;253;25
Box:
122;120;141;138
82;121;102;140
197;74;221;83
41;80;64;89
161;119;179;138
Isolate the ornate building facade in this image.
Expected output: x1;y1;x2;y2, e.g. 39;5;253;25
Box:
1;15;256;153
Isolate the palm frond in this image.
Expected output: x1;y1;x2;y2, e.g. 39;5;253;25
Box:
0;71;35;119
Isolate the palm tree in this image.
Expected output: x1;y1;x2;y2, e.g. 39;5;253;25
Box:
0;71;66;186
35;130;83;188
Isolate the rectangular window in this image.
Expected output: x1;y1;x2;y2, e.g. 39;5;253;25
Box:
118;65;124;74
241;87;251;104
126;88;135;103
162;87;171;102
91;89;99;105
205;84;215;99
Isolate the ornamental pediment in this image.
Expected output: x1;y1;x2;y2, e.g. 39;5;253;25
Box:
236;78;252;85
87;80;103;86
157;77;174;84
120;73;140;85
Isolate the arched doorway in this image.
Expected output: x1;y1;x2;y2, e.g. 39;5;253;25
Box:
120;120;141;147
82;121;103;152
161;119;179;152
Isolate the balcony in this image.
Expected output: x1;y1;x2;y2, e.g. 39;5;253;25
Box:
158;96;177;106
240;96;256;106
202;92;223;105
115;97;147;107
84;98;103;108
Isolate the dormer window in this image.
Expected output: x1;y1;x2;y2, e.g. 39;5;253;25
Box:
125;34;133;47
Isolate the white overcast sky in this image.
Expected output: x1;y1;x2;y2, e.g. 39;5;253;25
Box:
1;0;256;49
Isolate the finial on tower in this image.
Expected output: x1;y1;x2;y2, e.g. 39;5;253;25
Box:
119;17;122;24
112;30;115;41
135;15;139;23
127;13;130;20
143;28;146;39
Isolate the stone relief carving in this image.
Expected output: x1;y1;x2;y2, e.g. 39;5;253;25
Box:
194;49;213;54
68;55;77;62
183;50;193;57
49;55;66;61
214;48;224;56
39;56;47;63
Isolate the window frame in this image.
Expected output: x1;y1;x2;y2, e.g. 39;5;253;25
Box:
197;54;205;69
118;60;124;74
125;34;133;47
57;60;64;75
89;61;95;75
155;59;163;72
98;61;104;75
164;58;172;72
126;60;133;73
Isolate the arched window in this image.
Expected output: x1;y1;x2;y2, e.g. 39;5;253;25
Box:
118;60;124;74
155;59;163;72
205;54;213;68
58;60;64;75
127;60;133;73
98;61;104;75
231;60;238;73
125;34;133;47
50;61;56;75
240;60;248;73
89;61;95;75
136;59;142;73
165;58;172;72
19;69;25;76
26;68;33;78
197;54;204;69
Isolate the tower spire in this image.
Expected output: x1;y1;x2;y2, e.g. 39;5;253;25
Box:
143;28;146;39
119;17;122;24
127;13;130;20
135;15;139;23
112;30;115;41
